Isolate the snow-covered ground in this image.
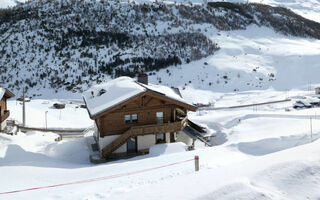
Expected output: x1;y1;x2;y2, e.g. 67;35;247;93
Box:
8;99;93;129
149;25;320;93
1;89;320;199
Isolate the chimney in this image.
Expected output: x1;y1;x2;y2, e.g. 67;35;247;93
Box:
137;67;148;85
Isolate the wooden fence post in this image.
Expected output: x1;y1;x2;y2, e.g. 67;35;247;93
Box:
195;155;199;171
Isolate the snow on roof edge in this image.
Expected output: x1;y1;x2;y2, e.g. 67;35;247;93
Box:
137;82;194;108
83;90;145;118
0;88;14;100
83;77;147;118
0;88;5;100
83;76;196;118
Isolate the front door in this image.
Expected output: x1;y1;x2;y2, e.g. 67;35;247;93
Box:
127;137;137;154
170;132;175;143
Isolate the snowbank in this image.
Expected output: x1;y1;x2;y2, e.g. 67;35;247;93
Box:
0;131;90;166
149;142;188;156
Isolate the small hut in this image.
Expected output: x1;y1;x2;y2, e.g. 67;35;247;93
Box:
0;88;15;131
315;87;320;95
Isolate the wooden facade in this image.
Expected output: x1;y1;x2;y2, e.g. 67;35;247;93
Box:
90;90;196;158
0;89;14;131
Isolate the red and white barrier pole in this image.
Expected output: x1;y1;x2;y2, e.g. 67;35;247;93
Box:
195;155;199;171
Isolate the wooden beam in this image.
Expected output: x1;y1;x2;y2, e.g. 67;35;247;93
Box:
144;97;154;106
145;91;197;111
133;100;140;107
111;104;174;114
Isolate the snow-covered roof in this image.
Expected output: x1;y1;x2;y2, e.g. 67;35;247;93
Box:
0;88;14;100
141;83;188;105
0;88;5;100
83;77;146;117
83;76;195;118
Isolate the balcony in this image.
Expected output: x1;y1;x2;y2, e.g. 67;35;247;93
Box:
130;117;188;135
101;117;188;157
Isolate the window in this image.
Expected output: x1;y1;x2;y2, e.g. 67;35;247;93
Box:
156;133;165;144
125;114;130;124
132;114;138;123
156;112;163;124
125;114;138;123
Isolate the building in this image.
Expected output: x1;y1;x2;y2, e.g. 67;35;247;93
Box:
315;87;320;95
0;88;14;131
83;75;207;159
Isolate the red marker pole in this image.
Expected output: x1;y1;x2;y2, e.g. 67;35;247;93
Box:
195;155;199;171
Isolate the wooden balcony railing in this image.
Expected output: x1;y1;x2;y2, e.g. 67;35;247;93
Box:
101;117;188;158
0;110;10;123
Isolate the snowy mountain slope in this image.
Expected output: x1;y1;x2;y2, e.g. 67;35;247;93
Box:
150;25;320;93
236;0;320;23
1;0;320;98
150;0;320;23
0;0;26;8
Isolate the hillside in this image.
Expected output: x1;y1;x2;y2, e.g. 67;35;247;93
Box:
1;0;320;97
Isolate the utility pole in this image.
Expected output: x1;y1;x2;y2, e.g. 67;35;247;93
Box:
22;87;26;127
45;111;48;130
310;116;313;141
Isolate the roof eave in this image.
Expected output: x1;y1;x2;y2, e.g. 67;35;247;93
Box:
145;90;197;111
4;89;15;98
86;91;145;120
82;96;94;120
83;83;197;120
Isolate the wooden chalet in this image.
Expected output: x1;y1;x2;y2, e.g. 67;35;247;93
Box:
0;88;14;131
83;74;208;159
